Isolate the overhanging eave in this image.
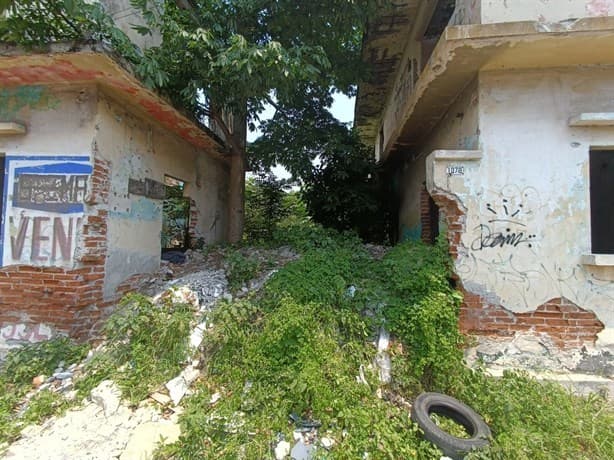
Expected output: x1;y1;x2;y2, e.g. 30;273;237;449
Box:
380;16;614;161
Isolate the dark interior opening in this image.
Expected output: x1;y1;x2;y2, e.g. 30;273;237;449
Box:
162;175;191;251
590;150;614;254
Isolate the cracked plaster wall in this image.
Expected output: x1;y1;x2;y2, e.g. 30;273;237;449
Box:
0;86;98;269
398;78;479;240
426;68;614;342
480;0;614;24
94;95;229;298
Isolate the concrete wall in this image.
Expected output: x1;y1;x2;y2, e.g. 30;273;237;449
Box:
0;86;109;346
397;78;480;240
451;0;481;26
100;0;162;49
0;86;97;268
95;94;229;297
0;83;229;348
426;67;614;346
480;0;614;24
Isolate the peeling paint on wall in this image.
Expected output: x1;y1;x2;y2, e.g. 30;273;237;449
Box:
1;156;92;267
401;224;422;242
0;86;58;120
1;322;53;343
109;196;162;221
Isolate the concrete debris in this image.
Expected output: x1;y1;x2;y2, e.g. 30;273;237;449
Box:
209;392;222;405
54;371;74;380
320;437;335;449
32;374;46;388
119;420;180;460
224;411;246;434
291;440;316;460
149;392;172;406
274;440;291;460
165;376;189;407
189;321;208;349
157;285;200;309
0;245;300;458
356;364;369;385
377;326;390;352
466;332;614;399
374;351;392;384
90;380;122;417
4;398;161;460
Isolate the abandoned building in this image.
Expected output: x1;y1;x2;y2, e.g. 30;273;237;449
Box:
0;44;230;346
357;0;614;349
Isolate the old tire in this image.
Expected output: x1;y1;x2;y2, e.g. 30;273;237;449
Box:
411;392;491;459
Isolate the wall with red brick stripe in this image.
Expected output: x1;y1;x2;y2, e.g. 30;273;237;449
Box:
0;157;113;341
429;189;604;348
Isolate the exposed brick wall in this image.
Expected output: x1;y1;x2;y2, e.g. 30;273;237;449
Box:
429;188;604;348
420;184;439;244
461;295;604;348
187;197;201;248
0;158;113;342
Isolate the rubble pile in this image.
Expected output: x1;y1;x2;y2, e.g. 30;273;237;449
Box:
465;333;614;398
1;246;299;460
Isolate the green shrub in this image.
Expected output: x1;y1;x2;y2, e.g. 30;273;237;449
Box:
380;239;463;389
0;337;87;443
1;337;88;386
224;249;262;293
76;293;194;403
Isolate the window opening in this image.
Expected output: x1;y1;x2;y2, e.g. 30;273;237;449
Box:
162;175;191;250
589;150;614;254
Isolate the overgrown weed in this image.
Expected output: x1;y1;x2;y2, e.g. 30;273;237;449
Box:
0;337;87;444
76;293;194;403
159;228;613;459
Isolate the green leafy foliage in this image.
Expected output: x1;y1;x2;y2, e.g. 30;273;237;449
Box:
250;106;393;243
76;293;194;403
380;238;464;389
159;227;613;459
1;337;87;386
223;249;263;293
0;337;87;443
162;184;190;249
458;370;614;460
0;1;168;88
243;174;305;243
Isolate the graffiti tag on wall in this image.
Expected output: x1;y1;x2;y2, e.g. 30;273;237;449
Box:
1;156;92;268
456;183;614;312
470;185;540;252
0;323;53;343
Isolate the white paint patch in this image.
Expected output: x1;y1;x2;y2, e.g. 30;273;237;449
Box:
0;322;53;343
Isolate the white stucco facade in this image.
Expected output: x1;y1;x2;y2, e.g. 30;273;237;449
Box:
426;68;614;337
358;0;614;348
95;93;229;296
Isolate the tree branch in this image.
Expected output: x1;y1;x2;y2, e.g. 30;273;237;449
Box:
264;96;290;120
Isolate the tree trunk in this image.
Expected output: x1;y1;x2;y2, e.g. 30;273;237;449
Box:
227;152;245;243
226;110;247;243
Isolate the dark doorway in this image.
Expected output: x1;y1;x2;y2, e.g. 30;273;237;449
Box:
590;150;614;254
162;175;191;250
